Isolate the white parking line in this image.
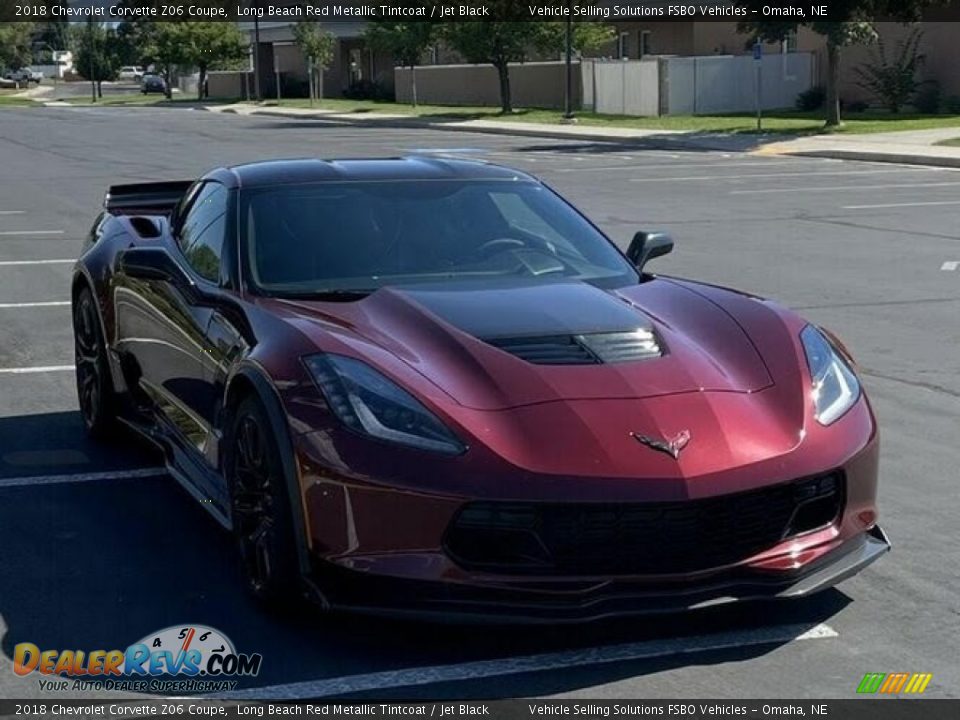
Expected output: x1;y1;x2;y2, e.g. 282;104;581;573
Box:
942;261;959;271
630;168;948;183
731;181;960;195
843;200;960;210
0;467;167;489
220;623;837;700
0;365;74;374
0;259;74;266
0;211;26;215
0;230;65;236
0;301;70;308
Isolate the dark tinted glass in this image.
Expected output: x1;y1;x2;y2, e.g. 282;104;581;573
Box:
241;180;634;295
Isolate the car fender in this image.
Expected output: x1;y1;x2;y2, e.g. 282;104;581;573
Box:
222;362;314;581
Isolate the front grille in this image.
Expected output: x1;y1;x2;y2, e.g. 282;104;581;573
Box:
445;473;844;575
487;329;662;366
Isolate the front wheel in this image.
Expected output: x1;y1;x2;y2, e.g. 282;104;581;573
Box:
73;286;118;440
227;395;301;607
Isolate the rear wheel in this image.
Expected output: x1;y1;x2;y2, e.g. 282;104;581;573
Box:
227;395;301;607
73;286;118;440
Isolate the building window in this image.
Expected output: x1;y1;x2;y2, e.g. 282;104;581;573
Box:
617;32;630;59
640;30;652;57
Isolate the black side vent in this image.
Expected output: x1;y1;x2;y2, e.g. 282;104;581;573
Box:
487;329;662;366
128;216;162;239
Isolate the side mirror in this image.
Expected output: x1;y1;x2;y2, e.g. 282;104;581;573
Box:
626;231;674;272
118;246;214;305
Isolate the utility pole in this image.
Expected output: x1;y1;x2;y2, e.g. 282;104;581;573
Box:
563;0;574;122
253;15;261;102
87;18;96;103
754;40;762;132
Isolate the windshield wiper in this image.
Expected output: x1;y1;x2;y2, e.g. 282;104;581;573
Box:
278;289;374;301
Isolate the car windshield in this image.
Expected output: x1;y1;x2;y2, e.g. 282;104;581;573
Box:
241;179;636;297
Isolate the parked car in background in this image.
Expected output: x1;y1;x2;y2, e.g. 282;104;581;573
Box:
141;74;167;95
119;66;144;82
3;67;43;84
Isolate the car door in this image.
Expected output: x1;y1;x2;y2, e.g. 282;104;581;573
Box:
113;181;230;457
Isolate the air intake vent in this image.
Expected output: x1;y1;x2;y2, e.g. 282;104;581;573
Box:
487;329;662;366
488;335;599;365
577;329;661;363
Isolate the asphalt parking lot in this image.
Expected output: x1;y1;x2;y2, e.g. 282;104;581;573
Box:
0;104;958;701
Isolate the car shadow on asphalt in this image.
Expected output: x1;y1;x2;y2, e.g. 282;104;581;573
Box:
0;410;161;480
0;438;851;699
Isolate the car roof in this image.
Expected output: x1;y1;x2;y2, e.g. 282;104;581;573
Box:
204;157;537;189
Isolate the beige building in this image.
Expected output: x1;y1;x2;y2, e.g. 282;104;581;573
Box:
601;17;960;103
220;15;960;110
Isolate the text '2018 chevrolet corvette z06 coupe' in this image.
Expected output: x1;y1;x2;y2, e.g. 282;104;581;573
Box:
72;157;889;622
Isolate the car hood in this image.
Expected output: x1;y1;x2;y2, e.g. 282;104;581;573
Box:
278;279;775;411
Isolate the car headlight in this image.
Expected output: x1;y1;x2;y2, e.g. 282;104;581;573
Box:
800;325;861;426
304;353;465;455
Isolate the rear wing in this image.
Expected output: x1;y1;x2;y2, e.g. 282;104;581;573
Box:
103;180;193;215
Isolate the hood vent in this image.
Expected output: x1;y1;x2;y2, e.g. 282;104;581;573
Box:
488;329;662;366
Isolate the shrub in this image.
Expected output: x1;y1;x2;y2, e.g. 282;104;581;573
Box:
854;27;925;113
796;85;826;111
913;81;941;114
342;79;393;101
844;99;870;113
944;95;960;114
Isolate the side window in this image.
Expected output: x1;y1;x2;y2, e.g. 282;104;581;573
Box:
177;183;228;283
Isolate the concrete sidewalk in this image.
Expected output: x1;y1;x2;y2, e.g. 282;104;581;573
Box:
206;103;757;152
760;127;960;167
206;103;960;166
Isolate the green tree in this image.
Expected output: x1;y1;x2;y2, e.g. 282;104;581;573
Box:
854;27;925;112
0;22;35;72
143;22;245;100
291;21;335;105
177;22;247;100
34;4;71;53
75;22;121;97
443;1;613;113
147;22;188;99
735;0;944;127
364;4;436;106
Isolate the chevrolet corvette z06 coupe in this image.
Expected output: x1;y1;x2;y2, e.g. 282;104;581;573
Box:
72;157;889;621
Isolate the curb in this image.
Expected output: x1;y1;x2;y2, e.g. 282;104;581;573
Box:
206;106;960;164
206;105;742;150
776;148;960;169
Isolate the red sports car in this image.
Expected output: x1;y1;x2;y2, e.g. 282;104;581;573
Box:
72;158;888;622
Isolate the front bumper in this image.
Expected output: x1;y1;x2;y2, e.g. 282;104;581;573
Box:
313;525;890;624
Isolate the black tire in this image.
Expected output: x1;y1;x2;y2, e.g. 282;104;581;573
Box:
73;286;119;440
227;395;301;607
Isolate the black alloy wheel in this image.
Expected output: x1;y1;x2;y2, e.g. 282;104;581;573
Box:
228;396;300;606
73;287;117;439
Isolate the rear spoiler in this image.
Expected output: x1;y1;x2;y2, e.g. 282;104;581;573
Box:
103;180;193;214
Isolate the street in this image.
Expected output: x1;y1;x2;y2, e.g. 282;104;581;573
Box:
0;104;957;700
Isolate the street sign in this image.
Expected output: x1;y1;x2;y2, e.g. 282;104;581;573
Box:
753;41;762;61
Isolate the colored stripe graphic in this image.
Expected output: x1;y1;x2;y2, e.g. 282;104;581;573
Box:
858;672;932;694
857;673;885;693
904;674;933;694
881;673;909;693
